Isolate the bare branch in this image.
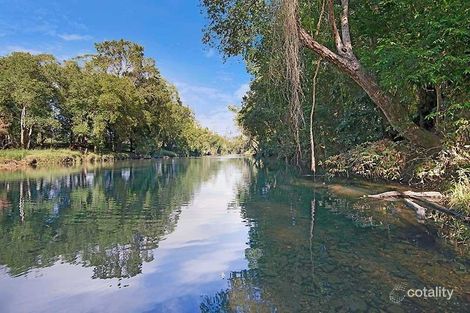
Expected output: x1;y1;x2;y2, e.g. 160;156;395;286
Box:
310;0;326;173
314;0;327;37
340;0;353;52
310;59;321;173
328;0;343;53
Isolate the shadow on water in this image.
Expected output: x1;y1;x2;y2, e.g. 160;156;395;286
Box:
0;158;468;312
201;163;470;313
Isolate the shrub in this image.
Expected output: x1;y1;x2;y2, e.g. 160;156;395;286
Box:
322;140;407;181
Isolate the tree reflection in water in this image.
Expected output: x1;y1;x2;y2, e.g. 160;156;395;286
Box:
0;159;468;312
199;164;469;312
0;159;222;278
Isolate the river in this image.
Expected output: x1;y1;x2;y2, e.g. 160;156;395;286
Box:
0;157;468;312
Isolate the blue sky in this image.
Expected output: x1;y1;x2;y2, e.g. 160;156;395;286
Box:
0;0;250;136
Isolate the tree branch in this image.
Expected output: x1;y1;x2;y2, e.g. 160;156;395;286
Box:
310;59;321;173
340;0;353;52
314;0;327;37
328;0;343;53
298;27;352;73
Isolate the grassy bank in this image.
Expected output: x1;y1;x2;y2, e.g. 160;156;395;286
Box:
0;149;132;170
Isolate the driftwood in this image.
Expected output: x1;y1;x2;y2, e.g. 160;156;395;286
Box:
403;198;427;220
367;191;444;201
410;196;470;224
367;190;470;225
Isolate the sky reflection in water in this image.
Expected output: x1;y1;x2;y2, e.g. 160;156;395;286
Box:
0;158;468;313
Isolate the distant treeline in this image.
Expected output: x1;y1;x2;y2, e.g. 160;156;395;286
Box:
0;40;242;156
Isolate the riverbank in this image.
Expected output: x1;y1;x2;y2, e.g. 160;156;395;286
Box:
0;149;135;170
321;140;469;206
0;148;220;171
321;139;470;245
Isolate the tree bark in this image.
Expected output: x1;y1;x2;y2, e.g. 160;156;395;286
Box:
26;126;33;149
297;0;442;149
20;106;26;148
310;59;321;173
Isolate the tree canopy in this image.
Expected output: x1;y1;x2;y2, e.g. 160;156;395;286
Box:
0;40;237;156
202;0;469;165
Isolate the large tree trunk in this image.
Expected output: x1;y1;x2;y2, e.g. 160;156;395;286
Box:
297;0;441;149
352;68;441;148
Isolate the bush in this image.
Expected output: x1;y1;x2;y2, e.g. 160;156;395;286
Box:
0;149;82;165
322;140;407;181
0;149;133;169
414;122;470;184
448;172;470;215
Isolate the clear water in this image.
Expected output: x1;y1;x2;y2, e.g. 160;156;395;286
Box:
0;157;468;312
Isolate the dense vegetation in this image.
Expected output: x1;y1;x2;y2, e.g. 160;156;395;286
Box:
0;40;237;157
203;0;468;159
202;1;469;205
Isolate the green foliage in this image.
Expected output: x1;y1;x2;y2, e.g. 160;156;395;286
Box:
413;122;470;183
202;0;469;167
0;41;238;156
448;175;470;215
322;140;407;181
0;149;84;170
0;149;134;168
0;53;61;148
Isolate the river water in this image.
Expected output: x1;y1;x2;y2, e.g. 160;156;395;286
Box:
0;157;468;312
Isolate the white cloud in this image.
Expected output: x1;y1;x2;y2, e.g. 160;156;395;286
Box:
198;108;239;137
2;45;43;55
58;34;92;41
173;81;250;136
174;82;234;111
203;48;216;58
235;83;249;101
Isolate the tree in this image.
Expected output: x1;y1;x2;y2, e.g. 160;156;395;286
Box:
93;40;159;85
202;0;446;149
0;41;237;155
0;53;59;148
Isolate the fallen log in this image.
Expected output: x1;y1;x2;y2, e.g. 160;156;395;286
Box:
366;191;402;200
403;198;427;220
410;196;470;225
402;191;444;200
366;190;470;225
367;191;444;201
